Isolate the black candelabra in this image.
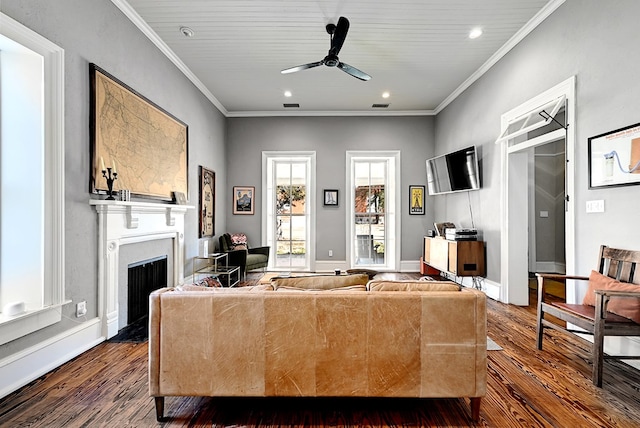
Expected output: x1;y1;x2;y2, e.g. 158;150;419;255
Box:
102;167;118;200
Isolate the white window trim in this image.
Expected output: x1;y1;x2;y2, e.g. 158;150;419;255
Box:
262;151;316;272
495;95;566;144
0;13;66;345
346;151;401;271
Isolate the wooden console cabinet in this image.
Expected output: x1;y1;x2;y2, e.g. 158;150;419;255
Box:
423;236;485;277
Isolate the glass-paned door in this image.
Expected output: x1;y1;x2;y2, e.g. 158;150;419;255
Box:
353;161;386;266
275;162;307;269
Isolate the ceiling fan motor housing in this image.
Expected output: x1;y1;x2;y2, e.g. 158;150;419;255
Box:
324;54;339;67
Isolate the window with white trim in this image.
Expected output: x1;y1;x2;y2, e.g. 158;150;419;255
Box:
347;151;400;271
262;152;316;271
0;13;65;345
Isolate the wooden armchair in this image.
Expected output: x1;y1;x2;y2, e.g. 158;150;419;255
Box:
536;245;640;387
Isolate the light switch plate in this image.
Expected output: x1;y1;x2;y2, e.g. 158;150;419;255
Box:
586;200;605;213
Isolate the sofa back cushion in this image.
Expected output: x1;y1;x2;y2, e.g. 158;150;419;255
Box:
367;280;461;292
275;284;367;292
176;283;274;292
272;274;369;291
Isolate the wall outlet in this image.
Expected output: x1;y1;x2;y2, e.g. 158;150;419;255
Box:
328;250;333;257
76;301;87;317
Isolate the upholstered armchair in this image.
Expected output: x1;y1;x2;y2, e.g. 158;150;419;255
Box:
218;233;270;278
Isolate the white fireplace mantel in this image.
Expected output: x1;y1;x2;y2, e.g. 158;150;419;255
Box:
90;200;193;339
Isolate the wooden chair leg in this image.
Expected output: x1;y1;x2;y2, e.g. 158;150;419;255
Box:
470;397;481;422
536;276;545;350
593;294;607;387
536;312;545;350
154;396;165;421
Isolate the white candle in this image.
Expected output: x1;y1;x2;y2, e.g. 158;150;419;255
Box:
112;159;117;174
100;156;106;171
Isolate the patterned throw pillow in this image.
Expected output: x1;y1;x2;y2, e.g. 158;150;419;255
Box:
230;233;248;251
194;276;222;288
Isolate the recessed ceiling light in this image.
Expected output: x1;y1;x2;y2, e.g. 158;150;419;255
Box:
382;92;390;99
469;28;483;39
179;26;194;37
284;90;292;97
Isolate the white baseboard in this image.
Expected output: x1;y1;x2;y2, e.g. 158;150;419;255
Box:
399;260;420;272
535;261;566;274
439;272;502;301
313;260;348;273
0;317;104;398
310;260;421;273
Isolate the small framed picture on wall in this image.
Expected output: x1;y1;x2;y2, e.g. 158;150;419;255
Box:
199;166;215;237
233;186;255;214
409;185;425;215
324;189;339;206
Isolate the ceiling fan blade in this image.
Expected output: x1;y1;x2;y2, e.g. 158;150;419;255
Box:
330;16;350;56
281;61;324;74
337;62;371;81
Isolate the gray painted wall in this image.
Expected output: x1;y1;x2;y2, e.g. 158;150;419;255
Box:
0;0;225;358
435;0;640;289
226;116;435;262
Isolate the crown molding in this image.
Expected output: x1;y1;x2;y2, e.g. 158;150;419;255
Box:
434;0;566;115
226;109;436;118
110;0;228;116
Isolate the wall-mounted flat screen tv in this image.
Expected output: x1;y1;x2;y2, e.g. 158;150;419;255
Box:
426;146;481;195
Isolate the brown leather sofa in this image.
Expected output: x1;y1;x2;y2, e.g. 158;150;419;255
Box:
149;276;487;421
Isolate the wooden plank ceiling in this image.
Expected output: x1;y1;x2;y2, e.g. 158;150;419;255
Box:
121;0;557;115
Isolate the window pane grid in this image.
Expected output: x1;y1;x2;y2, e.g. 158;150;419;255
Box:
273;160;308;269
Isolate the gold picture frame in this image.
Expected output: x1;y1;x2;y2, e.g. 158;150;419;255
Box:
90;64;188;201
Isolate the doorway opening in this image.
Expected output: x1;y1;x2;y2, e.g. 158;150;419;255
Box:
497;76;576;305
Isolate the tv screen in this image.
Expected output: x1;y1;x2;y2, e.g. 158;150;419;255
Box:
426;146;480;195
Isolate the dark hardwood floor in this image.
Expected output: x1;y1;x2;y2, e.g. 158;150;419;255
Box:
1;272;639;427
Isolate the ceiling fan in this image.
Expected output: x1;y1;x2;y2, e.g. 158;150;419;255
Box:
281;16;371;81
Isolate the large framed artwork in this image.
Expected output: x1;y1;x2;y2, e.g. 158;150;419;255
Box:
89;63;188;201
233;186;255;215
409;185;425;215
199;166;215;237
588;122;640;189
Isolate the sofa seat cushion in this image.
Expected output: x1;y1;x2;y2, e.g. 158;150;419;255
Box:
271;274;369;290
246;253;268;267
367;280;461;292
